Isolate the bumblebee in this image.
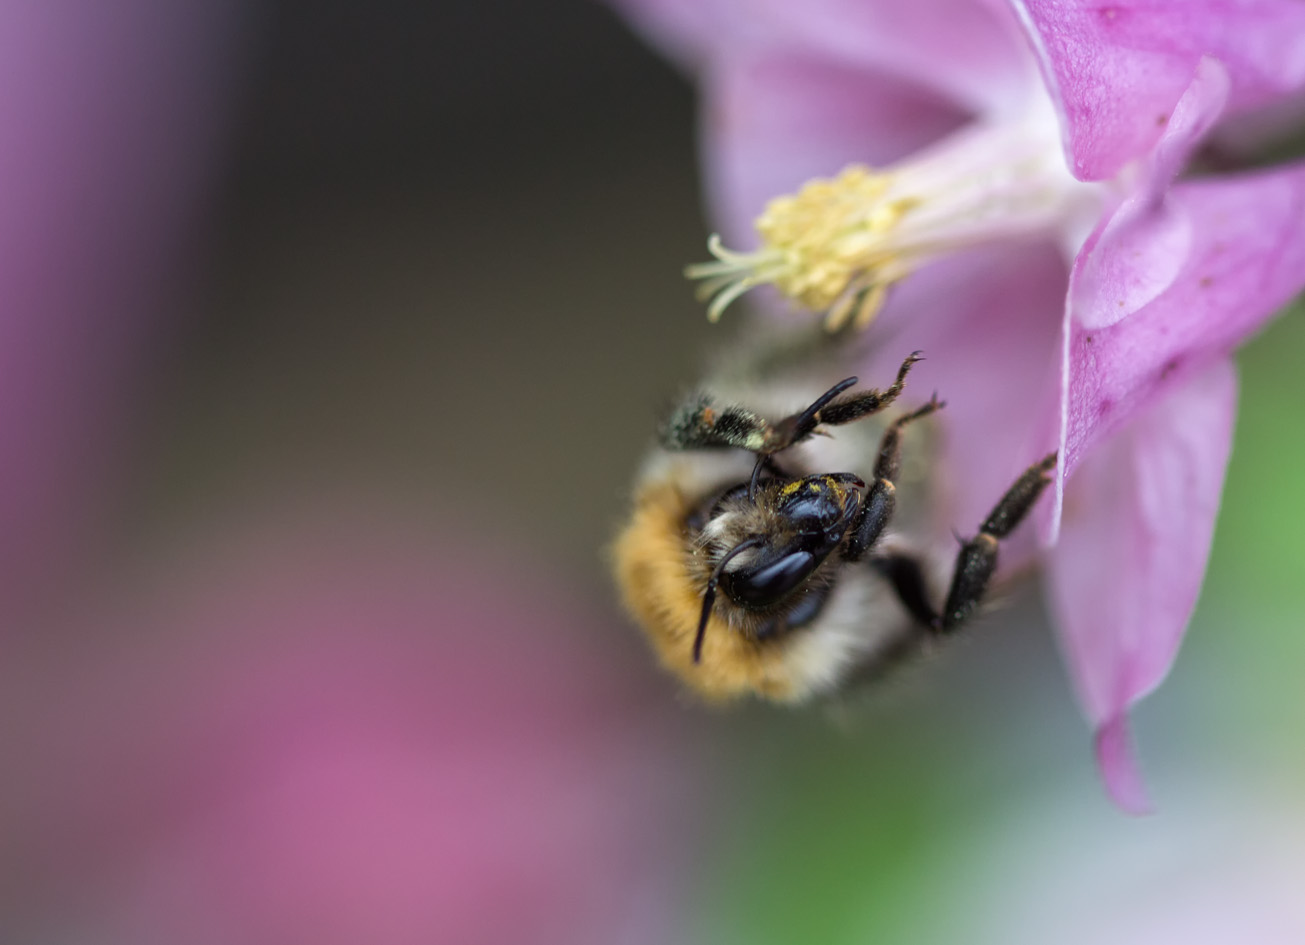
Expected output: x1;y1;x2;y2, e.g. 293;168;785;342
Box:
613;334;1055;703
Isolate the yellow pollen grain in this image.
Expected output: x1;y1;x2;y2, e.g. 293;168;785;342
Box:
779;480;805;499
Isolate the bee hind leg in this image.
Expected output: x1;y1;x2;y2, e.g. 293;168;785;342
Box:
868;453;1057;637
871;554;942;629
935;452;1058;632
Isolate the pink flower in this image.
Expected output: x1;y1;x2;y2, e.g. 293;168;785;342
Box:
613;0;1305;810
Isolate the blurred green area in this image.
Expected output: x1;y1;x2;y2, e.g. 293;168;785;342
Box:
1198;301;1305;761
1209;300;1305;626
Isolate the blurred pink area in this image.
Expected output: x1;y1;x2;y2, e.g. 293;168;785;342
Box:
1;504;689;944
0;7;693;940
0;1;243;618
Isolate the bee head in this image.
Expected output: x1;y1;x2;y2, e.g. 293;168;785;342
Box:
693;472;864;662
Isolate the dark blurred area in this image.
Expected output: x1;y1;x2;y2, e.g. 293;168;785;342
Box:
133;0;719;575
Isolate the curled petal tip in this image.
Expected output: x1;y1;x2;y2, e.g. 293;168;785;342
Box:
1094;713;1154;816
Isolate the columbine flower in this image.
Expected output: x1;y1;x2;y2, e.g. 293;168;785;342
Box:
614;0;1305;810
686;98;1098;329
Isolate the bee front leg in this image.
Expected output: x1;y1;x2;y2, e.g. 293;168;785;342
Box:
811;351;923;430
660;394;771;452
765;351;925;453
843;395;944;561
660;351;926;458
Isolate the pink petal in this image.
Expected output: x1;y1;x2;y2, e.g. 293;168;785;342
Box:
1143;58;1233;193
702;52;971;244
1048;358;1237;811
605;0;732;71
612;0;1044;242
1011;0;1305;180
613;0;1033;114
1072;200;1192;330
1072;58;1230;330
1059;161;1305;485
744;0;1034;115
1094;713;1152;815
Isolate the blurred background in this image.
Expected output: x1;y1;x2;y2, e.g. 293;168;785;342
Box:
2;2;1303;943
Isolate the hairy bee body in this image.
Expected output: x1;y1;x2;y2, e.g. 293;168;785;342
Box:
613;329;1056;704
613;464;922;702
610;334;939;699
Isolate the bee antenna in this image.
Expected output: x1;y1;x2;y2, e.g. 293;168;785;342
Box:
748;455;793;502
747;454;766;502
693;537;764;664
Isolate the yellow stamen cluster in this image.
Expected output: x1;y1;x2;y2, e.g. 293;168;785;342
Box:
686;165;919;331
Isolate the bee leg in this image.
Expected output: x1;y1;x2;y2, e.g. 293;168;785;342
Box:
936;453;1058;632
837;553;941;688
660;376;862;453
660;394;773;452
762;350;926;453
871;554;941;629
811;351;923;430
661;351;925;456
843;395;944;562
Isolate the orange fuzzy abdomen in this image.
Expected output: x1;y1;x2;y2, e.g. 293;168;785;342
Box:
611;480;810;702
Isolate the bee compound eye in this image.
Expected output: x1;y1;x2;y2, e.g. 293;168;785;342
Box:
719;549;819;609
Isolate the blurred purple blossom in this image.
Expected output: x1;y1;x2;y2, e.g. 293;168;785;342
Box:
0;507;690;944
0;1;243;622
613;0;1305;809
0;7;694;940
